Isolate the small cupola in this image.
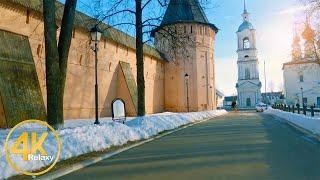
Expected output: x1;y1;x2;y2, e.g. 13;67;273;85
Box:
237;0;254;32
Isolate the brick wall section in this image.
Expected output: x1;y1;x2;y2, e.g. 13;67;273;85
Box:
0;2;165;120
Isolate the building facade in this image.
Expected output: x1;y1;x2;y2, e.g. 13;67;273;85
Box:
216;89;225;109
0;0;218;128
283;21;320;107
223;96;237;110
236;2;262;109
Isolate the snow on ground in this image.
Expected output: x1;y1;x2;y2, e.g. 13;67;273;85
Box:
264;108;320;135
0;110;227;179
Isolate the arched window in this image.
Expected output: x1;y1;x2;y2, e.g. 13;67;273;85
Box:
243;37;250;49
245;68;250;79
244;55;249;58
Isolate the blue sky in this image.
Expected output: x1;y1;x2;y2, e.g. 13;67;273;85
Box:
73;0;306;96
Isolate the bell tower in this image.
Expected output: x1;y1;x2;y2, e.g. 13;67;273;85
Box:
236;0;262;109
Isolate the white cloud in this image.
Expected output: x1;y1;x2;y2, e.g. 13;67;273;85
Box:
279;5;307;15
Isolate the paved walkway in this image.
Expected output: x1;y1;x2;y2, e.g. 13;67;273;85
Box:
60;112;320;180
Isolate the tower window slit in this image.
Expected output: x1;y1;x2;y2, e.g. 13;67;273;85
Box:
26;10;30;24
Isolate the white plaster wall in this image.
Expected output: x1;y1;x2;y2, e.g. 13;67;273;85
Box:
283;63;320;106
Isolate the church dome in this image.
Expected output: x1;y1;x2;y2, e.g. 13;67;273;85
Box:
238;21;253;32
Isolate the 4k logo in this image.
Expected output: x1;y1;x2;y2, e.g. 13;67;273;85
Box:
10;131;53;162
4;120;61;176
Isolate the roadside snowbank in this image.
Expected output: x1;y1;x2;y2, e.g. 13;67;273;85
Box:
0;110;227;179
264;108;320;134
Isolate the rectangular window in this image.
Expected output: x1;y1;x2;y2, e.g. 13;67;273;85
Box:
36;44;42;57
317;97;320;106
299;75;304;82
303;98;307;104
245;68;250;79
79;55;83;65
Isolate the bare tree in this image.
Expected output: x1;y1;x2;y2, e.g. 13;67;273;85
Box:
301;0;320;14
300;0;320;61
94;0;202;116
43;0;78;129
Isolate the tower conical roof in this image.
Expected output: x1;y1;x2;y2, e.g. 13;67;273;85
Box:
161;0;209;25
152;0;218;36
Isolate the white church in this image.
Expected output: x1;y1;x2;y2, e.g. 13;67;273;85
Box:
236;2;262;109
283;21;320;107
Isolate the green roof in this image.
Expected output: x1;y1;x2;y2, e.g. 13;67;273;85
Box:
152;0;218;35
4;0;166;61
224;96;237;102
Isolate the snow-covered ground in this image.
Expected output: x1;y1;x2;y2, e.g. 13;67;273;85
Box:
0;110;227;179
264;108;320;134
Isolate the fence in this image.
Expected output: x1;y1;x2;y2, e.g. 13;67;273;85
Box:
272;104;320;118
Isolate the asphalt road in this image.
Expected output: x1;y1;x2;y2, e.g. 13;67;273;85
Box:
59;112;320;180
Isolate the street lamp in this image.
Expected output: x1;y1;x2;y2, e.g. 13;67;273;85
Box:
210;85;213;110
185;73;190;112
300;87;304;107
90;26;102;125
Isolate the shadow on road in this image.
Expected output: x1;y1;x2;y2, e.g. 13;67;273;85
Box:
262;113;320;179
60;112;320;180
